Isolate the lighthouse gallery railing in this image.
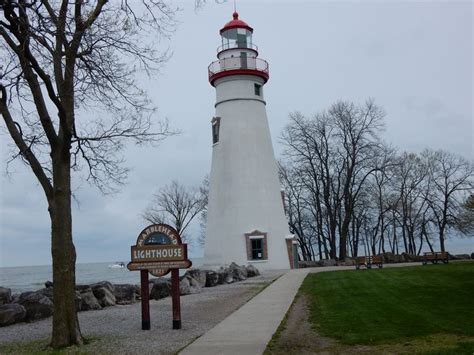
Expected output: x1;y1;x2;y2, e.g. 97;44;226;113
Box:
208;57;269;80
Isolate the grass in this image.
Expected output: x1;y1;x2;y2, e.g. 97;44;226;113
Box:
300;262;474;346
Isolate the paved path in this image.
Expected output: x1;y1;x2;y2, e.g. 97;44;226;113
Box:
180;262;421;355
179;267;315;355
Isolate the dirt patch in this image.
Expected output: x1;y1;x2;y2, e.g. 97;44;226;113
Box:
267;294;335;354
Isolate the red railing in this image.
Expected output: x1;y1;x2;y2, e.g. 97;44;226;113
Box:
208;57;269;82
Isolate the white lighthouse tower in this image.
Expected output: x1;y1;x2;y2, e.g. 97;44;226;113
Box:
204;12;294;270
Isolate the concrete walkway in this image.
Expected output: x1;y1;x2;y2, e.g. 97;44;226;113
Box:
179;267;313;355
180;263;421;355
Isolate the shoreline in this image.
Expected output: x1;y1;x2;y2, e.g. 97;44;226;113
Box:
0;271;282;354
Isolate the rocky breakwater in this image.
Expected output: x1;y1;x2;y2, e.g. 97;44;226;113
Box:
0;263;260;327
149;263;260;300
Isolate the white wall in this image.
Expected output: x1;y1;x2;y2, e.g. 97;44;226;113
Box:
204;74;290;270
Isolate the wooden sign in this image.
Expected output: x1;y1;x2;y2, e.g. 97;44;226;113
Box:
128;223;191;277
127;223;192;330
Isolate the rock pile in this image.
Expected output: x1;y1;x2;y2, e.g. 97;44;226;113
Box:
148;263;261;300
0;263;260;327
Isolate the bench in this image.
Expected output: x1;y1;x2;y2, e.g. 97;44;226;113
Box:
355;255;383;269
422;251;449;265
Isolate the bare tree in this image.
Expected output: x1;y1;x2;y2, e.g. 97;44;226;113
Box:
423;150;474;251
143;180;207;243
281;111;340;259
281;100;386;260
0;0;177;347
280;100;472;260
279;161;318;261
330;100;386;260
391;152;430;255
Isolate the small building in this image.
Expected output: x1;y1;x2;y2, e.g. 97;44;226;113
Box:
204;12;296;270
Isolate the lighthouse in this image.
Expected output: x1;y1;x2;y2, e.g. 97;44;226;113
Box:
204;12;295;270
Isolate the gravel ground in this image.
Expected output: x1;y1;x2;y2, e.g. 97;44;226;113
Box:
0;271;282;354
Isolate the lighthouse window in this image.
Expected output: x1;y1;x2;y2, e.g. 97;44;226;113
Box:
254;84;262;96
251;239;264;260
211;117;221;144
237;28;247;48
245;231;268;261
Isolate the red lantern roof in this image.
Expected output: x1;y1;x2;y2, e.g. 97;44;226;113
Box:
220;12;253;34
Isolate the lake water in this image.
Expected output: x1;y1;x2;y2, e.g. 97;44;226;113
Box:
0;258;204;294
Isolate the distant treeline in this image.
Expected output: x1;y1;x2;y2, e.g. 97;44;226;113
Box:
279;99;474;261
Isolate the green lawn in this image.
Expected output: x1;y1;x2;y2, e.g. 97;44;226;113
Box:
301;262;474;346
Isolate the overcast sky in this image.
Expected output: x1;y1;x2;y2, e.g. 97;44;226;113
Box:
0;0;472;267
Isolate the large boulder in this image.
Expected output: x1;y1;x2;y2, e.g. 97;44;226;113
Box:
221;267;234;284
401;253;423;262
179;277;191;296
246;265;260;277
10;293;20;304
114;284;138;305
319;259;337;267
229;262;248;281
216;268;227;284
0;304;26;326
337;258;355;266
381;252;404;263
381;252;412;264
91;281;114;294
18;292;53;321
80;290;102;311
37;287;54;301
44;281;53;288
184;269;207;288
36;287;82;312
298;261;318;268
75;291;83;311
205;271;219;287
188;277;202;294
76;284;92;292
149;278;171;300
0;287;12;305
91;282;116;307
134;284;141;300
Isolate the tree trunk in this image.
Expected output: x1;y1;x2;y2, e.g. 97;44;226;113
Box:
424;228;434;253
49;148;83;348
438;217;447;252
316;232;323;261
322;236;329;260
439;231;445;252
339;221;349;260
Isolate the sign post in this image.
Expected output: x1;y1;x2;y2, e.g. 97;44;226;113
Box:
171;269;181;329
140;270;150;330
127;224;191;330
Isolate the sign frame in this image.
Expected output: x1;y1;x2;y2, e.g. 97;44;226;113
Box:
127;223;192;330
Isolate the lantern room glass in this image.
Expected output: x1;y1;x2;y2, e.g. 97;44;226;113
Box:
221;28;252;50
